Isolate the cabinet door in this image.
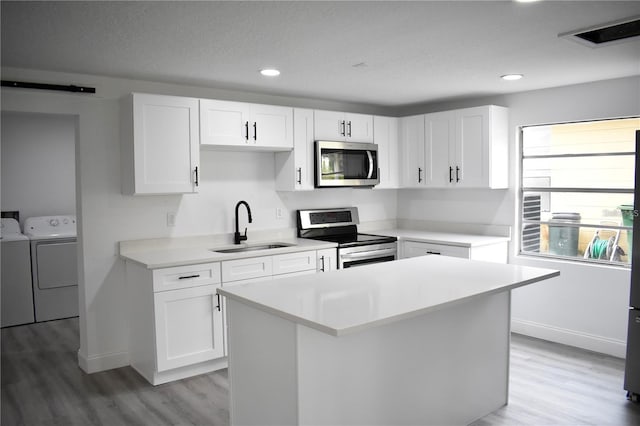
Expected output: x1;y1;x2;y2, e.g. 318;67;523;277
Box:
314;110;346;141
425;111;455;187
402;241;470;259
154;284;224;372
130;93;199;194
316;248;337;272
345;113;374;142
275;108;314;191
374;116;400;189
200;99;251;147
400;114;426;187
454;106;489;188
251;104;293;149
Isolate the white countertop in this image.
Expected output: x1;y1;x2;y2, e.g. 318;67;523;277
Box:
218;255;559;336
120;237;337;269
373;229;510;247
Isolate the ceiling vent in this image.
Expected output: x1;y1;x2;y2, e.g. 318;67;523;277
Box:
560;16;640;47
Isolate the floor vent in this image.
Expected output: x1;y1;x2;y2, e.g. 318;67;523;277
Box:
560;16;640;47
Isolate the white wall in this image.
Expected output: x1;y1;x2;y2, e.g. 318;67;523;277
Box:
398;76;640;357
0;67;397;373
1;111;76;225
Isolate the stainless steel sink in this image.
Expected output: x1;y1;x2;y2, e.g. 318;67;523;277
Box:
212;243;294;254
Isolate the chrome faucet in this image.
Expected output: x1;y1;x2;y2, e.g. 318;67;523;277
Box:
234;200;253;244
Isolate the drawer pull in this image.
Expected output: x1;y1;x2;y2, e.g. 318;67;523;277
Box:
426;251;441;255
178;274;200;280
216;293;221;312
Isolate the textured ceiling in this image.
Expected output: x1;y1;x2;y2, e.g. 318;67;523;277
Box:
2;1;640;107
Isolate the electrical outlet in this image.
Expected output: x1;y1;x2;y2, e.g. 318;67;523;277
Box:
166;212;176;227
276;208;284;219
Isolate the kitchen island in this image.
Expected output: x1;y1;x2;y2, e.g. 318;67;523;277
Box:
218;255;559;426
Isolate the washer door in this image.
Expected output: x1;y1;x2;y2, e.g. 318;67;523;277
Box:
36;240;77;289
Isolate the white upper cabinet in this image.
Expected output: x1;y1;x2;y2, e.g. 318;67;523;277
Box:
400;114;428;187
275;108;315;191
374;116;400;189
400;105;508;189
200;99;293;150
121;93;200;195
453;106;508;189
314;110;373;142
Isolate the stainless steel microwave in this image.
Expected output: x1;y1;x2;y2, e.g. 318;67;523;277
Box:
315;141;379;188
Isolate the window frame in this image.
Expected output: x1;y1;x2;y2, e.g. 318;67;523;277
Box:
518;117;639;268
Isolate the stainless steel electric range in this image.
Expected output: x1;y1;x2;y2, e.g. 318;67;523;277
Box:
297;207;397;269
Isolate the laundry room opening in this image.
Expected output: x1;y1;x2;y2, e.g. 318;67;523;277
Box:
1;111;79;328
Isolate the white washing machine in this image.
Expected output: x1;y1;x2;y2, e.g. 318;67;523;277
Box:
24;215;78;322
1;218;35;327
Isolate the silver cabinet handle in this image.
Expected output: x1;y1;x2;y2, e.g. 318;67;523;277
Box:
244;121;249;141
449;166;453;183
253;122;257;141
194;166;199;187
426;251;441;255
418;167;423;183
216;293;221;312
320;255;326;272
296;167;302;184
340;120;346;136
456;166;460;182
347;121;352;137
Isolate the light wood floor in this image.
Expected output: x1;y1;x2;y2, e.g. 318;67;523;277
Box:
2;317;640;425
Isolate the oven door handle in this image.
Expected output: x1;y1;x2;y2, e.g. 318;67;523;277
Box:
341;248;396;260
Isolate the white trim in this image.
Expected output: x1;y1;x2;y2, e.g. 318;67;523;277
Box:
77;349;129;374
511;318;626;358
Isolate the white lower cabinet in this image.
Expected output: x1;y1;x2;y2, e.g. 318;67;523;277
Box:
154;284;224;372
126;261;226;385
127;248;335;385
316;248;337;272
401;240;508;263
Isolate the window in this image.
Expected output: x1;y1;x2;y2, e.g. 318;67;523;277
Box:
520;117;640;266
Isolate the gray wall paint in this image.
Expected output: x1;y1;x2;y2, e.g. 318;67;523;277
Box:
1;111;77;226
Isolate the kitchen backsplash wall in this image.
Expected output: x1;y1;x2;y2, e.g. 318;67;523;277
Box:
130;149;398;238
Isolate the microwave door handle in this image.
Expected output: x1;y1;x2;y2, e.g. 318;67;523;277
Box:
366;150;374;179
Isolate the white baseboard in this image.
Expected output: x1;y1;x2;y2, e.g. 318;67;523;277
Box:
511;318;626;358
78;349;129;373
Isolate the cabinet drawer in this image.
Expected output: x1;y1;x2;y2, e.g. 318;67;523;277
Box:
152;262;221;292
222;256;272;283
403;241;470;259
272;251;317;276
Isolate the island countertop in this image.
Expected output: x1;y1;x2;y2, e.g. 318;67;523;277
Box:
218;255;559;336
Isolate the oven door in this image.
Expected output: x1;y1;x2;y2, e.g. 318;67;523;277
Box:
315;141;379;187
339;242;397;269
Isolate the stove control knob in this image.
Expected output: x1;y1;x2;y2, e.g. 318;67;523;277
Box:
49;218;60;227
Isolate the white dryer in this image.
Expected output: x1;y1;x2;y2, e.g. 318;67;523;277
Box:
24;215;78;322
1;218;35;327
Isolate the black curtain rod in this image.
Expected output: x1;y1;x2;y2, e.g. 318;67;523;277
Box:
1;80;96;94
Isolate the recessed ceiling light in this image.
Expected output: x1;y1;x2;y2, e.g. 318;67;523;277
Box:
501;74;524;81
260;68;280;77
